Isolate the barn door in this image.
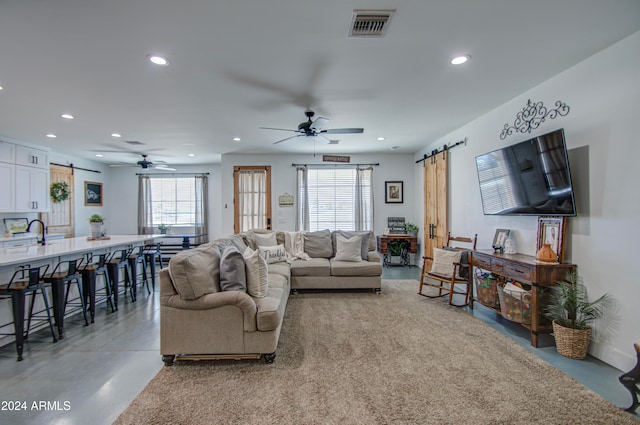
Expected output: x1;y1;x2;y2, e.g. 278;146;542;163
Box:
43;164;74;237
423;151;448;264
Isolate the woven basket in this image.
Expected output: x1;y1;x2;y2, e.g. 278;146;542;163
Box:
552;321;592;359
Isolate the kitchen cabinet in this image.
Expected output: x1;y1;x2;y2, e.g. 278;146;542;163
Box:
0;141;15;163
15;145;49;169
15;165;49;212
0;162;16;212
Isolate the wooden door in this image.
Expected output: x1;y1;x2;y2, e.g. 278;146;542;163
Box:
233;166;272;233
43;164;74;237
423;151;448;263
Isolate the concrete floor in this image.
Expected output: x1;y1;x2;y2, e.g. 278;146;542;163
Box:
0;266;636;424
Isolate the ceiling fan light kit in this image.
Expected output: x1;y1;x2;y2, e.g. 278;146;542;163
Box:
110;154;176;171
262;110;364;144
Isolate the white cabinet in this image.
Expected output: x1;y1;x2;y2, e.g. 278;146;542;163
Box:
0;141;15;163
0;162;16;212
15;145;48;169
15;165;49;212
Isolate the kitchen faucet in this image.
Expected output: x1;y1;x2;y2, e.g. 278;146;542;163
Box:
26;219;47;245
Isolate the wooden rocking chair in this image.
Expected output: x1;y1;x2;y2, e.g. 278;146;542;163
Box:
418;232;477;307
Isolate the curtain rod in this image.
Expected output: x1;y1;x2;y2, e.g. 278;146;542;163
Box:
135;172;210;176
50;162;101;173
292;163;379;167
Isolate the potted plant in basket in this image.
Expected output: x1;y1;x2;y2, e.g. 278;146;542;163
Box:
544;272;612;359
88;214;104;238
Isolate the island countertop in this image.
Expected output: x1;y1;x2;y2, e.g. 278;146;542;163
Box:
0;235;158;268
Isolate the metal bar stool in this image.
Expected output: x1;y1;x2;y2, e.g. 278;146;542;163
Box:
0;265;57;361
107;249;134;310
44;257;89;339
128;246;150;298
80;253;114;322
143;243;163;292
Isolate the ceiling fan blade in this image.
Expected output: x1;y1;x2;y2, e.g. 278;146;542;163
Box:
260;126;299;132
154;166;177;171
109;164;136;167
310;117;330;132
322;128;364;134
273;135;303;144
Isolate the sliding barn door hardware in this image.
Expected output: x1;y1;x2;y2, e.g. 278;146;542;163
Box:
415;138;467;164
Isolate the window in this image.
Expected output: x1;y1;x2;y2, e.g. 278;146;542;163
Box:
149;177;196;225
297;166;373;232
234;166;272;233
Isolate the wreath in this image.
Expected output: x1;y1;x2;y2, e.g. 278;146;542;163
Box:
50;181;70;203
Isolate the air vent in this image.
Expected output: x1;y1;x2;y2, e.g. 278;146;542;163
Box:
328;140;340;145
125;140;144;145
349;9;395;38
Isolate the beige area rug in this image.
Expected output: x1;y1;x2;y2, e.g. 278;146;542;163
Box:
115;280;636;425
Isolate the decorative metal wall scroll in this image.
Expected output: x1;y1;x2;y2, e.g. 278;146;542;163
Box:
500;99;570;140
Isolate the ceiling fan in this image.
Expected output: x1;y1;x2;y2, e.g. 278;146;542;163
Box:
109;154;176;171
260;110;364;144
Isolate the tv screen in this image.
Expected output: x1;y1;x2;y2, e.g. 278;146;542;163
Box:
475;129;576;216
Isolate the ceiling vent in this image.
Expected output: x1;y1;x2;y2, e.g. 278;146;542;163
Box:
125;140;144;146
349;9;395;38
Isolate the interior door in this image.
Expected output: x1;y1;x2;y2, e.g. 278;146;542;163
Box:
423;151;448;264
42;164;75;237
233;166;272;233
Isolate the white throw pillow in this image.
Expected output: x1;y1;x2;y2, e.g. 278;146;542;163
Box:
334;234;363;262
243;247;269;298
258;244;287;264
429;248;462;277
252;232;277;248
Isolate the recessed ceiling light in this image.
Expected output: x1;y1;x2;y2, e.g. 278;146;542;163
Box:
61;114;74;120
149;55;169;66
377;137;385;141
233;137;241;142
188;153;195;157
111;133;122;138
0;86;3;90
451;55;470;65
95;154;103;158
46;133;57;138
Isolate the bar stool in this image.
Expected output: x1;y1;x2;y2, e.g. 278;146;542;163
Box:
128;246;150;297
44;258;89;339
107;249;134;310
80;253;114;323
0;265;57;361
143;243;163;291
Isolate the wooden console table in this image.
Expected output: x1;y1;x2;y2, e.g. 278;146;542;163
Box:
471;249;576;347
377;235;418;266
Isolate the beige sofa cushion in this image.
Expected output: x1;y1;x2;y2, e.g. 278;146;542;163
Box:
330;259;383;277
266;262;290;283
253;286;286;331
243;247;269;298
290;258;331;277
168;244;221;300
303;229;333;258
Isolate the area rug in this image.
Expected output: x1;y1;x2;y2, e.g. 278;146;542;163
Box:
114;280;636;425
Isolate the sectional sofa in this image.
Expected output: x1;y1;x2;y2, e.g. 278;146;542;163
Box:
159;229;382;365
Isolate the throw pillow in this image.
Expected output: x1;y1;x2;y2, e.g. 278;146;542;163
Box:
303;229;333;258
258;244;287;264
429;248;462;277
252;232;277;248
332;230;370;260
443;246;470;279
334;234;364;262
243;247;269;298
219;245;247;292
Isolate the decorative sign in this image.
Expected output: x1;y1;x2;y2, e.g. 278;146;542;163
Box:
323;155;350;163
500;99;570;140
387;217;406;234
278;192;294;207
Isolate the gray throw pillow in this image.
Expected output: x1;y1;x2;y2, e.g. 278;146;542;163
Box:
442;246;470;279
219;245;247;292
303;229;333;258
334;234;364;262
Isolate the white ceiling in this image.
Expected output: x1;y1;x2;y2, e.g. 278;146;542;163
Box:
1;0;639;168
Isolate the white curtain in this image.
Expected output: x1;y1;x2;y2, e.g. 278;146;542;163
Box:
238;169;266;232
355;167;374;231
137;175;154;234
296;166;309;231
194;175;209;243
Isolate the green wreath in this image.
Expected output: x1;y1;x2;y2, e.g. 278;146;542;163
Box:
50;181;70;203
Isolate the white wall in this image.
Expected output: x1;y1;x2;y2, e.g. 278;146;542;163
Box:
220;153;416;238
414;31;640;371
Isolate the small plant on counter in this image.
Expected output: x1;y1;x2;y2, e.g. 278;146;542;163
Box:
89;214;104;223
157;223;171;234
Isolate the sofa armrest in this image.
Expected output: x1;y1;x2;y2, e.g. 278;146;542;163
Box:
367;251;381;263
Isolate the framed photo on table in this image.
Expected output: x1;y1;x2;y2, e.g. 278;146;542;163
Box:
536;217;566;263
84;181;103;206
385;181;403;204
492;228;510;252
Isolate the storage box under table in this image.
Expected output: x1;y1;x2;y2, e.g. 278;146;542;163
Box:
497;282;532;324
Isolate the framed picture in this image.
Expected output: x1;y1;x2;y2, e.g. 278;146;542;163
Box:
3;218;29;234
85;181;103;206
537;217;566;263
492;228;510;252
385;181;403;204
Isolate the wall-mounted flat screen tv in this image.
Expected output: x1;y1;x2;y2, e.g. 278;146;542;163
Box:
475;128;576;216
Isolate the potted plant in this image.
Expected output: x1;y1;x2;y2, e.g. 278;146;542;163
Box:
544;272;612;359
88;214;104;238
405;222;419;236
157;223;171;234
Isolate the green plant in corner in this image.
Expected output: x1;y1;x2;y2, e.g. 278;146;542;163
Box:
88;214;104;223
544;272;612;330
50;181;70;203
405;222;419;235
